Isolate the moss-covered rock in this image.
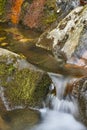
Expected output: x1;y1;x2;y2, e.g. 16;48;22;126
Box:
0;48;51;110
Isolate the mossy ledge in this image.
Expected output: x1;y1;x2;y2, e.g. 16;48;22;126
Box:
0;48;51;110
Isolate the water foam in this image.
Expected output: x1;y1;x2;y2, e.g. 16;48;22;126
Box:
31;110;86;130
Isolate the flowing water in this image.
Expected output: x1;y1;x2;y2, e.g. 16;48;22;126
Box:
0;22;87;130
31;110;86;130
31;74;86;130
30;73;86;130
0;72;86;130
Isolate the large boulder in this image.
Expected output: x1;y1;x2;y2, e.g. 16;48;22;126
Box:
0;48;51;110
37;5;87;67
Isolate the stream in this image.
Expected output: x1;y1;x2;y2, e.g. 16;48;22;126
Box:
0;73;86;130
0;23;86;130
30;74;86;130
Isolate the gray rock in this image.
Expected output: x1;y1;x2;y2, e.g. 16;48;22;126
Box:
36;0;80;50
37;5;87;68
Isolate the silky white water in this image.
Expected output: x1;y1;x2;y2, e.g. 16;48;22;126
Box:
31;110;86;130
31;73;86;130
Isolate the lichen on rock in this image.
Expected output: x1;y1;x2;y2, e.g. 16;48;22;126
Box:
36;5;87;68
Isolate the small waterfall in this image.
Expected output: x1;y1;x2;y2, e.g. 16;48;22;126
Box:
46;95;79;118
48;73;69;99
31;73;86;130
46;73;79;118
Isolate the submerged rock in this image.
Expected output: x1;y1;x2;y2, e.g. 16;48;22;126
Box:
2;109;39;130
0;116;10;130
0;48;51;110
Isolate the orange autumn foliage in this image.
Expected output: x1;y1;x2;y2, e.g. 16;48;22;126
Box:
11;0;24;24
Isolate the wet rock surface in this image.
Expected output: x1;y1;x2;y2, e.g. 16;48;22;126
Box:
72;77;87;126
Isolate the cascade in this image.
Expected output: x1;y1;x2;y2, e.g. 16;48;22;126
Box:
31;73;86;130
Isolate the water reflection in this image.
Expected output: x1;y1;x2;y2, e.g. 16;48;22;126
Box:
0;23;59;73
0;23;87;76
0;116;10;130
0;109;39;130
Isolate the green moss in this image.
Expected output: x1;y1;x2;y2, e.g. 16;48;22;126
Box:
6;69;49;106
43;12;57;24
41;0;58;26
45;0;56;10
0;63;15;76
0;63;16;86
0;0;7;16
32;74;51;106
21;1;30;21
0;51;51;107
0;61;51;107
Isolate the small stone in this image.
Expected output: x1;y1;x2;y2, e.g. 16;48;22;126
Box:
1;43;8;47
